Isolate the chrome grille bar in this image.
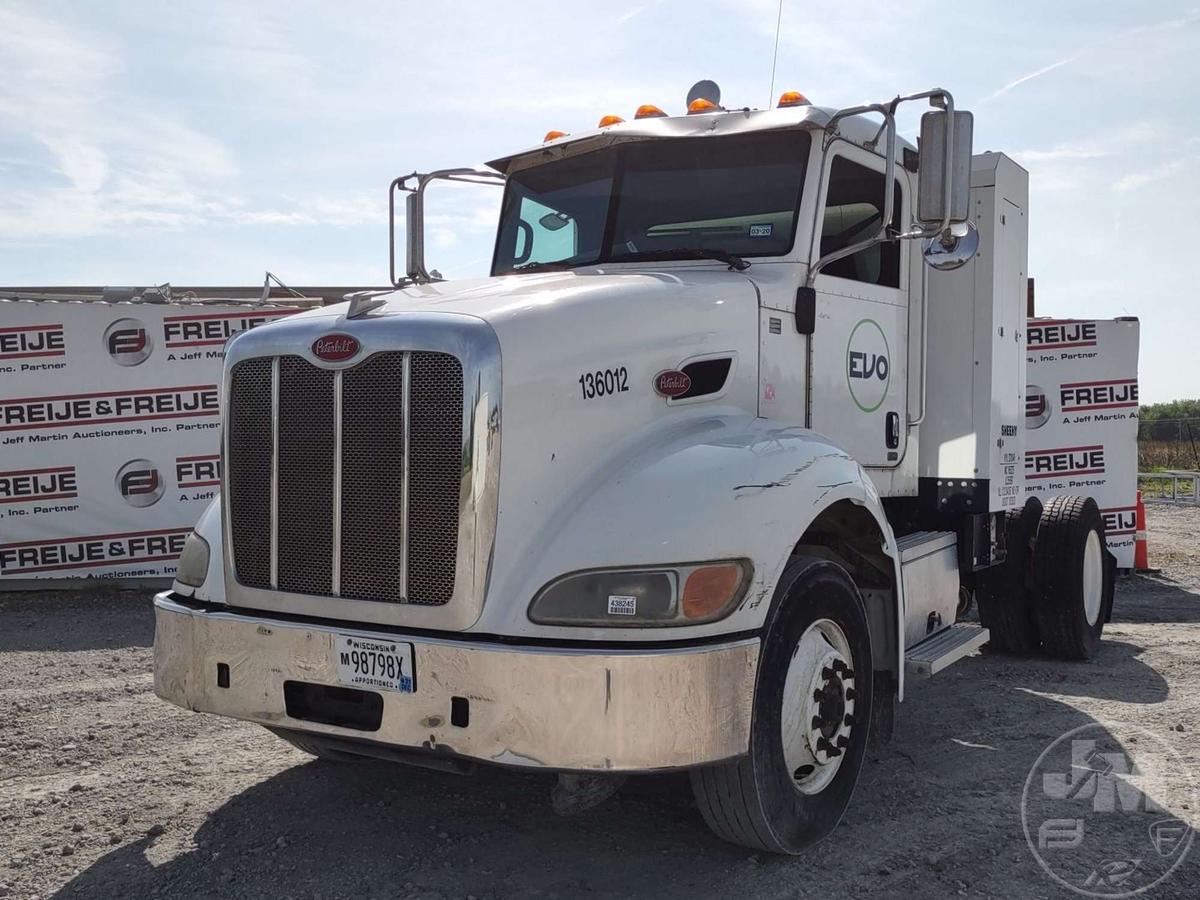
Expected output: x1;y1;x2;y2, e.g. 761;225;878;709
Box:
399;351;412;597
269;356;280;590
331;369;343;597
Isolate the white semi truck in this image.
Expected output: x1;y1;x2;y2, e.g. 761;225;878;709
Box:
153;83;1116;854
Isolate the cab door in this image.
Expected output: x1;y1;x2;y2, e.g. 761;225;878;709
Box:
807;145;909;468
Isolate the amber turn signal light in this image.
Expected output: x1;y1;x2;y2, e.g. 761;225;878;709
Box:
598;115;625;127
682;564;744;619
687;98;718;114
543;130;568;142
777;90;810;108
635;104;667;119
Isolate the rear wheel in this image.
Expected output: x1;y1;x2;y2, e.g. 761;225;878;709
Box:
690;558;874;854
976;497;1043;654
1032;496;1113;660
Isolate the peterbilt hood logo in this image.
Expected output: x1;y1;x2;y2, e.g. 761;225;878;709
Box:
654;370;692;398
311;334;360;361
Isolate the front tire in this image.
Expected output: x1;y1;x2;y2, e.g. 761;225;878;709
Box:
690;558;874;854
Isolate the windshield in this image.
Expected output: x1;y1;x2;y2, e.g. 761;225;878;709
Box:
491;130;812;275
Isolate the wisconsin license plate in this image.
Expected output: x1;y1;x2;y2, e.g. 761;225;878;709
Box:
334;635;415;694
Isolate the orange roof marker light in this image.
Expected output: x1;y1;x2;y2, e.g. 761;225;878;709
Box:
543;130;568;142
634;104;667;119
598;114;625;127
687;97;719;114
777;90;811;108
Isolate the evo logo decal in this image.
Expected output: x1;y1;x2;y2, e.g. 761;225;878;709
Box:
846;319;890;413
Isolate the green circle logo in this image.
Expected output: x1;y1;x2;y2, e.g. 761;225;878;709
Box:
846;319;890;413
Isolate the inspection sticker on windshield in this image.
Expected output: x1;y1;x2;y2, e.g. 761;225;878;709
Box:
334;635;415;693
749;223;773;237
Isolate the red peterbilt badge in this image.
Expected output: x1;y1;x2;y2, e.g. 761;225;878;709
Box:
311;334;360;361
653;370;692;398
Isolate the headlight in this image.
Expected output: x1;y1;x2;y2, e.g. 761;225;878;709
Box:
174;531;210;589
528;560;750;627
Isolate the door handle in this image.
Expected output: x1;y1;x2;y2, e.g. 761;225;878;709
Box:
886;411;900;449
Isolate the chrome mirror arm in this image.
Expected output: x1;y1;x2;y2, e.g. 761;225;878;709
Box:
805;102;896;288
389;168;506;288
805;88;960;289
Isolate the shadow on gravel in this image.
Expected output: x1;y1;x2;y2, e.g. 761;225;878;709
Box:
1113;575;1200;625
0;590;154;652
53;762;749;899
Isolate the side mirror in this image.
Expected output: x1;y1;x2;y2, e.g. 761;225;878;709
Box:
917;110;973;227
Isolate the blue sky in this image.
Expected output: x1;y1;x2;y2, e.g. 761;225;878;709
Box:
0;1;1197;402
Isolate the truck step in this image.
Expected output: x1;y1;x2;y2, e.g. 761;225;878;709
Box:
905;623;990;678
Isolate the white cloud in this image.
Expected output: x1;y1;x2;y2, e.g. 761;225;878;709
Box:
1114;157;1193;192
0;3;299;241
983;9;1200;102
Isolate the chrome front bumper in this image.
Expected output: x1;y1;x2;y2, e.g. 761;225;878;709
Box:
152;594;759;772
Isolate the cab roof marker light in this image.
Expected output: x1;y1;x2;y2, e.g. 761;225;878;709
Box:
543;130;568;142
777;91;810;108
687;98;719;114
598;115;625;127
634;104;668;119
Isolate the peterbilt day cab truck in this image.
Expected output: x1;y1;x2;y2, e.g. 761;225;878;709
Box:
154;83;1116;854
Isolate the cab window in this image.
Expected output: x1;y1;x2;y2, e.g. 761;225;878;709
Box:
493;150;614;272
820;156;902;288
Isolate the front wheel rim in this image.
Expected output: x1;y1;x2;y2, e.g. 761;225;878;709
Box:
780;618;856;796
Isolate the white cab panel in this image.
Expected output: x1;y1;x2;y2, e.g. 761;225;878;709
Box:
919;153;1029;514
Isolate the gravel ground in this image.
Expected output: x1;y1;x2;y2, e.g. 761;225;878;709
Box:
1;504;1198;900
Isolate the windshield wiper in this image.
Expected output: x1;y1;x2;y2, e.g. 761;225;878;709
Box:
608;248;751;271
509;259;583;273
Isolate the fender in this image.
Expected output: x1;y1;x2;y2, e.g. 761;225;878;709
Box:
481;414;904;679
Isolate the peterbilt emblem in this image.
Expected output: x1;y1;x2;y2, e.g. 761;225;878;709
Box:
654;370;692;398
311;334;360;361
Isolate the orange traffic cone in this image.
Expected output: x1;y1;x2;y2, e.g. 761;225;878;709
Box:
1134;490;1150;572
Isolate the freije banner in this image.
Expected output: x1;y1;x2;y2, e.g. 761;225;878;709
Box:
0;298;304;583
1024;317;1141;569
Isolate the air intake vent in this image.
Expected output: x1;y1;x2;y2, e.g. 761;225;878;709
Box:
674;357;733;400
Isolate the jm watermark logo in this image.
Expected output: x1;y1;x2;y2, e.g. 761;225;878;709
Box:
1022;722;1196;897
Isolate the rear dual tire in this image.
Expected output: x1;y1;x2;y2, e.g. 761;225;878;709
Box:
978;495;1113;661
1032;496;1114;660
976;497;1042;654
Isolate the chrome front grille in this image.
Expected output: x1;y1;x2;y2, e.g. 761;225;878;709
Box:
227;350;464;605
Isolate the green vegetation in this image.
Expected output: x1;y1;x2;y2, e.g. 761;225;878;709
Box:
1137;399;1200;472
